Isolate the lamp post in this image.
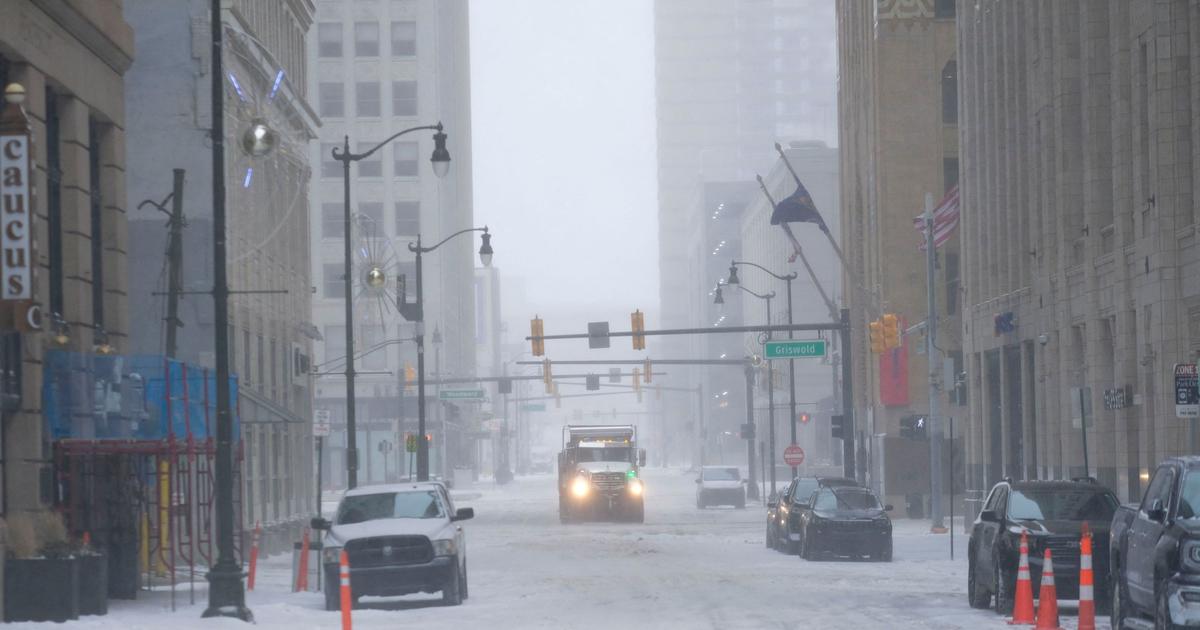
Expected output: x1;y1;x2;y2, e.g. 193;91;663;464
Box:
726;261;803;480
331;123;450;489
716;284;776;497
400;228;493;481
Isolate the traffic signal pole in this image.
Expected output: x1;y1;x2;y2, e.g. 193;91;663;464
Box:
924;193;946;532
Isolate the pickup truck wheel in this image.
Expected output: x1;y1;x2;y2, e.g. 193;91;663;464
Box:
442;559;463;606
1157;581;1180;630
968;553;990;609
993;563;1014;616
1111;573;1128;630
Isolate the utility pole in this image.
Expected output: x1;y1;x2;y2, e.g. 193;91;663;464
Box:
744;362;758;500
925;193;946;532
164;169;185;359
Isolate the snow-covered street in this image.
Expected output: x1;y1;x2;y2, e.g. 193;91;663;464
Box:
14;468;1110;629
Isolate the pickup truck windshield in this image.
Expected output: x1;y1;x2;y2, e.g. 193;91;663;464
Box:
703;468;740;481
1007;489;1117;522
336;491;445;525
1178;472;1200;519
575;447;631;462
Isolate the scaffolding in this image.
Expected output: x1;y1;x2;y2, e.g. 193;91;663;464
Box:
45;351;244;610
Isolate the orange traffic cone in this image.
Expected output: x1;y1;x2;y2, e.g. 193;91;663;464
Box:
339;550;353;630
1035;548;1063;630
1009;530;1036;625
1078;523;1096;630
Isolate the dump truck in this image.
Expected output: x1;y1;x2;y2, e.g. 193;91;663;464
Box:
558;425;646;523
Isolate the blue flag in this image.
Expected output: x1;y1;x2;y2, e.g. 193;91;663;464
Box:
771;180;826;233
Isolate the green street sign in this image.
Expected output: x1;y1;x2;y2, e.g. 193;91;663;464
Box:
438;389;486;401
405;434;417;453
764;339;827;359
520;403;547;412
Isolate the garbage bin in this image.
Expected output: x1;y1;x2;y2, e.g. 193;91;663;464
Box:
291;540;323;593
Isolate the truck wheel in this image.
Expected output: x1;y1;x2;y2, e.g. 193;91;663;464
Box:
442;559;463;606
1110;573;1128;630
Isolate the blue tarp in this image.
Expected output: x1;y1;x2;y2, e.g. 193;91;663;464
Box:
44;351;240;440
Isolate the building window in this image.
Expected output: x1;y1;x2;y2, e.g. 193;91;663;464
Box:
321;143;340;178
941;60;957;124
943;157;959;192
318;82;344;118
935;0;955;18
46;88;64;316
354;22;380;57
395;201;420;235
88;119;104;329
391;21;416;57
393;142;418;177
318;23;342;58
356;142;382;178
323;263;345;299
356;82;381;117
392;80;417;117
321;203;344;238
358;202;384;235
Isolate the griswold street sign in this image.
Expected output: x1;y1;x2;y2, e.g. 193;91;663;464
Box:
764;339;827;359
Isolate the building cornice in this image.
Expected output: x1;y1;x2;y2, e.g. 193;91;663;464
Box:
31;0;133;74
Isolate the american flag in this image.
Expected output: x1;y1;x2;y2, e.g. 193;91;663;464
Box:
912;186;960;250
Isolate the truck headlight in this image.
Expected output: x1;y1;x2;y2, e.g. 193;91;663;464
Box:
1182;539;1200;573
628;478;644;496
432;539;457;557
571;475;590;498
322;546;343;565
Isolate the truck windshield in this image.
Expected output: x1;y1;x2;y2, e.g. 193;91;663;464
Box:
1179;472;1200;519
702;468;740;481
336;491;445;525
575;447;631;462
1007;488;1117;522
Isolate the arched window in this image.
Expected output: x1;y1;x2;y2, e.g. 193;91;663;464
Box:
941;60;958;124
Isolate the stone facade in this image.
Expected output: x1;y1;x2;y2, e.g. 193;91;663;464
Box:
958;0;1200;502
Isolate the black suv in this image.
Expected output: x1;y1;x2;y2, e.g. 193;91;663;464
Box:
767;477;859;555
967;478;1118;616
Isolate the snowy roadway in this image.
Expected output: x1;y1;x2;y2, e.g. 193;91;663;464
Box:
19;468;1111;629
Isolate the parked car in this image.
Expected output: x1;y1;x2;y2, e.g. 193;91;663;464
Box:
1110;457;1200;629
312;482;475;610
696;466;746;508
767;477;856;554
796;485;892;561
967;478;1117;616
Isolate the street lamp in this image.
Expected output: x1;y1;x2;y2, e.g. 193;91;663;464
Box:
331;122;450;489
732;284;777;496
400;227;493;481
712;284;725;306
727;260;804;479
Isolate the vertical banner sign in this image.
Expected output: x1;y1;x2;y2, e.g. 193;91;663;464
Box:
0;99;31;300
1176;364;1200;418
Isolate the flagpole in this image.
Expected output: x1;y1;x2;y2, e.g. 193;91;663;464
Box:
925;192;946;534
774;142;850;268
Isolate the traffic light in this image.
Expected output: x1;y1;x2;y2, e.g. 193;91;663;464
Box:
543;358;553;393
404;363;416;388
631;310;646;350
831;414;845;440
644;358;652;383
799;412;811;424
632;367;643;402
869;320;885;354
498;377;513;395
881;313;900;349
900;415;928;440
531;316;545;356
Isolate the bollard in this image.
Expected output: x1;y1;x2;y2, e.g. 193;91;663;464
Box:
296;528;311;592
247;521;261;591
339;550;352;629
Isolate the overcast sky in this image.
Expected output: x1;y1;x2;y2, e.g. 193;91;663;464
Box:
470;0;660;361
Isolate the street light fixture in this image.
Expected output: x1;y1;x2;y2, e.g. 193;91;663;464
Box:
239;117;278;157
332;122;450;489
400;227;493;481
713;284;725;306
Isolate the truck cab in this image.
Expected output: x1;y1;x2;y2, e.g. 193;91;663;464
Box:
557;425;647;523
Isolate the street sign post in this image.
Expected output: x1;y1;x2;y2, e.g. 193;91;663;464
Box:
1177;364;1200;418
313;409;331;437
438;389;486;401
764;339;826;359
783;444;805;467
